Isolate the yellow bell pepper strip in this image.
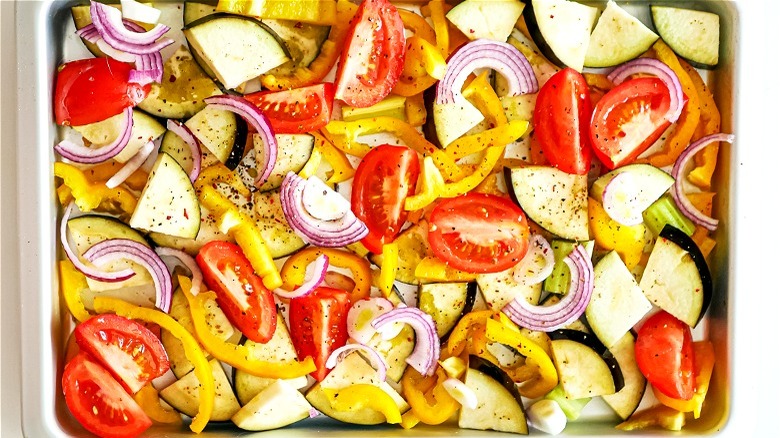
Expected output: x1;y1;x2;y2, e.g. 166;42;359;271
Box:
485;318;558;399
405;93;427;127
400;411;422;429
684;60;722;190
133;384;182;425
260;0;357;91
81;161;149;192
92;296;213;434
296;146;323;180
405;157;446;211
426;0;449;56
399;9;436;44
281;247;372;303
401;366;459;425
616;405;686;431
688;192;717;259
641;41;701;168
322;384;402;424
180;276;317;379
58;260;92;323
54;162;137;215
414;256;477;283
588;198;649;271
310;131;354;184
654;341;715;419
378;243;399;298
445;310;493;357
217;0;337;25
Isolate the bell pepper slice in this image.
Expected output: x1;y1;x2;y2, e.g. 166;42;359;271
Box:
405;157;446;211
80;161;149;192
588;197;649;271
217;0;337;25
133;384;182;425
616;404;686;431
401;366;459;425
378;243;399;298
180;276;317;379
445;310;494;357
414;256;477;283
322;384;402;424
281;247;372;303
654;341;715;419
54;162;137;215
399;9;436;44
310;131;355;184
683;60;722;190
422;0;449;56
296;145;323;180
400;410;422;429
58;259;92;323
92;296;213;434
405;93;427;127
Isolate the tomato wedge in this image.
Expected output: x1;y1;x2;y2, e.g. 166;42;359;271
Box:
334;0;406;107
428;193;530;274
351;144;420;254
590;77;673;169
54;57;149;126
533;68;593;175
63;353;152;438
74;314;170;394
196;241;277;343
635;311;695;400
244;83;335;134
289;287;350;381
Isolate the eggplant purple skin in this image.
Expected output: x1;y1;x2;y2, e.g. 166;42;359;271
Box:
548;328;625;392
521;1;568;69
468;355;527;413
439;282;478;343
225;116;248;171
659;224;713;326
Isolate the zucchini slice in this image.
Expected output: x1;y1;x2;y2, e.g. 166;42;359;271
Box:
651;6;720;67
238;134;315;192
549;329;624;399
251;190;307;259
418;282;476;338
584;1;658;68
601;331;646;420
460;357;528;434
159;359;240;421
185;105;247;169
523;0;599;71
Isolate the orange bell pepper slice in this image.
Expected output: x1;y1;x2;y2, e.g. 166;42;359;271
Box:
281;247;372;303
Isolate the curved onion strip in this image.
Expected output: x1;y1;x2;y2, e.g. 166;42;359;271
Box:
280;172;368;247
671;133;735;231
436;39;537;105
347;297;396;344
325;343;388;382
443;378;478;409
372;307;439;376
608;58;685;124
90;1;171;50
54;107;134;164
59;203;136;282
84;238;173;313
95;39;138;63
600;172;645;226
503;245;594;331
76;20;146;42
105;140;154;189
155;247;203;296
273;254;329;299
204;95;277;184
513;234;555;285
166;119;202;182
130;51;164;85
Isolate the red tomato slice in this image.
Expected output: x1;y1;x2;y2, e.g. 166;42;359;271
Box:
635;311;695;400
63;353;152;438
244;83;335;134
533;68;593;175
288;287;350;381
334;0;406;107
196;241;277;343
54;57;149;126
590;77;673;169
428;193;530;274
351;144;420;254
74;314;170;394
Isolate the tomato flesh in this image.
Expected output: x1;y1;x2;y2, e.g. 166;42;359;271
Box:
289;287;350;381
635;311;695;400
244;83;335;134
196;241;277;343
334;0;406;107
54;58;149;126
352;144;420;254
75;314;169;394
428;193;530;273
533;68;593;175
63;353;152;438
590;77;672;169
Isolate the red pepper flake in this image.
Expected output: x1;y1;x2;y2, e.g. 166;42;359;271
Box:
184;208;189;219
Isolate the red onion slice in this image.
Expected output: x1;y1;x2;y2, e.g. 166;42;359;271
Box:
513;234;555;285
60;203;136;282
325;343;388;382
608;58;685;124
347;297;396;344
372;307;439;376
503;245;594;332
155;247;203;296
90;1;173;55
436;39;537;105
671;133;734;231
84;238;173;313
54;107;134;164
274;254;329;299
280;172;368;247
105;140;154;189
130;51;164;85
600;172;646;226
166;120;203;182
443;378;478;409
204;95;277;184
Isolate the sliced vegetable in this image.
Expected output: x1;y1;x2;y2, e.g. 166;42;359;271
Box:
651;6;720;67
244;83;334;134
372;307;439;376
55;107;134;164
634;311;695;400
165;120;202;183
325;343;388;382
273;254;329;299
90;1;172;54
513;234;555;286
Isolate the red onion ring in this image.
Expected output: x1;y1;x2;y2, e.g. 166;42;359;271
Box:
166;120;203;182
325;343;388;382
280;172;368;247
372;307;439;376
54;107;134;164
503;245;594;331
608;58;685;124
273;254;329;299
671;133;734;231
155;247;203;296
204;95;277;184
105;140;154;189
84;238;173;313
130;51;164;85
90;1;173;55
436;39;537;105
513;234;555;285
60;203;136;282
347;297;396;344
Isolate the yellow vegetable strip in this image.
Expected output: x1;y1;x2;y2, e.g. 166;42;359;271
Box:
58;260;92;323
